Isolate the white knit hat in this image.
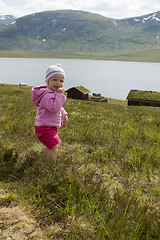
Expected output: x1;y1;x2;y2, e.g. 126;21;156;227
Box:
45;64;65;85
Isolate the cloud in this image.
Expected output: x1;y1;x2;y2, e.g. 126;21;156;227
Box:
0;0;10;14
0;0;160;19
80;0;160;19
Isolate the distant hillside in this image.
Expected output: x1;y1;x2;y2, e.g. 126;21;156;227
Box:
0;10;160;57
116;12;160;50
0;15;17;29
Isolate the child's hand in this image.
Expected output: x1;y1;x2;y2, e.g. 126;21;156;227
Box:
63;115;68;125
56;87;64;94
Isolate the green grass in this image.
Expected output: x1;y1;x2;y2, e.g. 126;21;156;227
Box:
1;47;160;62
75;86;91;93
0;84;160;239
127;89;160;101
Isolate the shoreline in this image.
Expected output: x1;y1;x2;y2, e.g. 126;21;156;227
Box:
0;50;160;63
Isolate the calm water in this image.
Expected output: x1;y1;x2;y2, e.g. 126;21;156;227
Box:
0;58;160;100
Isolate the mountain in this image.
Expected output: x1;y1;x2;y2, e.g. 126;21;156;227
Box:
0;10;160;56
0;15;17;29
116;12;160;49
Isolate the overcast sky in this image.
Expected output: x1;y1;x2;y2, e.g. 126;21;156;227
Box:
0;0;160;19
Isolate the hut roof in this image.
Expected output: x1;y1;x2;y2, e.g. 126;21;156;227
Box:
127;90;160;102
66;86;91;93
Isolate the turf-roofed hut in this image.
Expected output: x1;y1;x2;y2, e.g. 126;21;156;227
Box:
127;90;160;107
66;86;91;100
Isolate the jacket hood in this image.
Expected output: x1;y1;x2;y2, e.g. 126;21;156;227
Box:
32;85;53;106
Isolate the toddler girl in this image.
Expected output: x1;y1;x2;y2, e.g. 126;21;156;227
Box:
32;64;68;159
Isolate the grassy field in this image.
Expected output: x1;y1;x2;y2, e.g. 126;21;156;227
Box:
1;47;160;62
0;84;160;239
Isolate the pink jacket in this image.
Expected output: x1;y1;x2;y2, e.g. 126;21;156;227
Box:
32;86;67;128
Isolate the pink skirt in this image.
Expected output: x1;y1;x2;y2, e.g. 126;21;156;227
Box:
35;126;61;149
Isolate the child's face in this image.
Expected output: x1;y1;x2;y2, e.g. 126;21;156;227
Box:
47;76;64;92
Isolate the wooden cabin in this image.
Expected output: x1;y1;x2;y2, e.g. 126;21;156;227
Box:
66;86;91;100
127;90;160;107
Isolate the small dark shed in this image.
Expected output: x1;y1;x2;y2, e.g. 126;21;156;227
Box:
127;89;160;107
93;92;101;97
19;83;27;86
66;86;91;100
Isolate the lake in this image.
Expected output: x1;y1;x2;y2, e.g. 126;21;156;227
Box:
0;58;160;100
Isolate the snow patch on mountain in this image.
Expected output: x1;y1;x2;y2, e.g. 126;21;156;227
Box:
142;13;160;23
0;15;17;27
0;16;6;20
11;21;16;25
134;12;160;23
134;18;141;22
